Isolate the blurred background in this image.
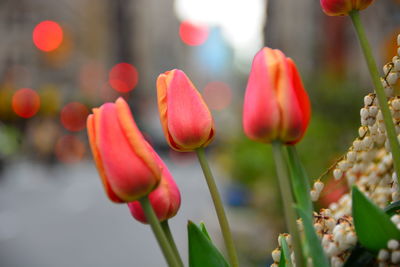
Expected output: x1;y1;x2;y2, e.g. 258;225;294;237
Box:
0;0;399;266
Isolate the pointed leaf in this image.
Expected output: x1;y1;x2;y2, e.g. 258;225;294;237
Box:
352;186;400;251
278;235;292;267
297;207;330;267
188;221;230;267
199;222;212;241
287;146;313;216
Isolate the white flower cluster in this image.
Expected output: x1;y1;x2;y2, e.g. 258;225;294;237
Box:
377;239;400;266
271;210;357;267
270;233;292;267
276;34;400;267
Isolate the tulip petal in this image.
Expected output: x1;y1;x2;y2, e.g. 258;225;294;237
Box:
128;156;181;223
97;103;158;201
157;72;175;148
243;48;281;143
161;69;214;151
276;55;305;143
87;113;123;203
115;97;161;179
287;58;311;144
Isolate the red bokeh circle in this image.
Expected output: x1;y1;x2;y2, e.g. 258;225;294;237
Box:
12;88;41;118
60;102;89;132
179;21;209;46
33;21;63;52
108;63;138;93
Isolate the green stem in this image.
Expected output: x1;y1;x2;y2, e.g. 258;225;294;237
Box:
271;141;304;267
350;10;400;187
139;197;181;267
195;147;239;267
161;220;184;267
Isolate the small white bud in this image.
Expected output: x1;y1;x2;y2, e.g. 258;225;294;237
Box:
387;72;399;86
272;249;281;262
310;190;319;202
337;160;350;171
362;136;373;150
397;34;400;46
358;126;368;137
314;222;323;232
377;249;389;261
394;57;400;72
364;95;373;106
384;64;392;75
326;218;336;231
387;239;399;250
322;234;331;246
391;215;400;224
392;251;400;264
353;140;363;152
393;98;400;111
360;108;369;120
314;180;324;193
285;234;292;247
369;106;378;117
345;232;357;245
333;168;343;180
326;242;339;257
346;151;357;163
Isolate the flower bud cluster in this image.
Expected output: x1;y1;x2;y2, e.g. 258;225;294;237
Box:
377;239;400;266
270;233;293;267
310;180;324;202
271;34;400;267
315;210;356;267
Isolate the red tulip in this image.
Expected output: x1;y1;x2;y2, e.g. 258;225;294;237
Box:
87;97;162;203
128;155;181;223
157;69;215;151
243;47;311;145
320;0;374;16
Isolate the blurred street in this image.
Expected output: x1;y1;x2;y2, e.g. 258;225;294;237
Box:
0;156;221;267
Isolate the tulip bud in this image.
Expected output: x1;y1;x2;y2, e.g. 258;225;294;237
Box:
157;69;215;152
128;156;181;223
87;97;162;203
320;0;374;16
243;47;311;145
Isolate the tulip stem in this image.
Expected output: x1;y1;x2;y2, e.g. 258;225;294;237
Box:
350;10;400;188
139;196;182;267
271;141;304;267
195;147;239;267
161;220;184;267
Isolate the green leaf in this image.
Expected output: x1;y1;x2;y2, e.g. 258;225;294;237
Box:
278;235;292;267
199;222;211;241
297;207;330;267
188;221;230;267
384;200;400;216
286;146;313;216
352;186;400;251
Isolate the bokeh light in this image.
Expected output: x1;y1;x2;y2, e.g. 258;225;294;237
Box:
202;81;232;110
60;102;89;132
33;21;63;52
108;63;138;93
55;135;85;164
12;88;41;118
179;20;209;46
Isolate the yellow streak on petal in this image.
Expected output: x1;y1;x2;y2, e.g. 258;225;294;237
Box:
115;97;162;181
